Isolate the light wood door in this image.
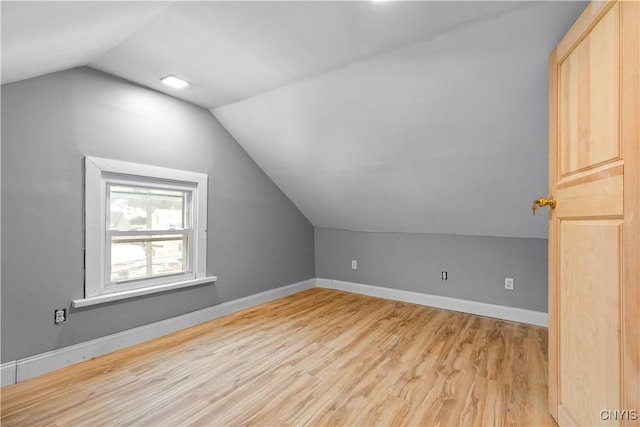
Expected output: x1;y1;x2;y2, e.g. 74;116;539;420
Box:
549;1;639;426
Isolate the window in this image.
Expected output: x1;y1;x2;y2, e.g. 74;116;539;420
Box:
107;184;191;285
76;156;215;307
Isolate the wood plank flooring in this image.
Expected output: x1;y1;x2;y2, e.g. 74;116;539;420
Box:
1;288;554;426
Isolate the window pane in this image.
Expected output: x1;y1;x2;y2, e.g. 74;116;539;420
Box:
109;185;186;231
110;234;188;282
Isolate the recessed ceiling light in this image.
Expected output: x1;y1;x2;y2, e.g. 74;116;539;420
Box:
161;75;190;89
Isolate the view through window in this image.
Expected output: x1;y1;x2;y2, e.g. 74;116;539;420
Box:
108;185;190;283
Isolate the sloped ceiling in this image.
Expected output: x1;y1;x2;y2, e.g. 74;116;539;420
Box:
1;1;587;239
0;2;173;84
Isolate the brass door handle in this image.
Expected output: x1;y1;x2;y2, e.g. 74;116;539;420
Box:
532;197;556;215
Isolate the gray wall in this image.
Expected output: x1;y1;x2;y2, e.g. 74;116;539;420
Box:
1;67;315;362
315;228;547;312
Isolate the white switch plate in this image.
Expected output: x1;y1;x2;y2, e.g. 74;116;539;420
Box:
351;260;357;270
505;278;514;290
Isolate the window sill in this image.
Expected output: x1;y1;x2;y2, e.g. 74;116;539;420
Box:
72;276;217;308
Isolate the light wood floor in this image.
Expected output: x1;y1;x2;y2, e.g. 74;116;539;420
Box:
1;288;554;426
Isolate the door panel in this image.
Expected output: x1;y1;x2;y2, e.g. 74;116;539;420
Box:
559;2;620;176
549;1;639;426
560;220;622;427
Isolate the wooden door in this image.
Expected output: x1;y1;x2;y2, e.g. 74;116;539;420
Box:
548;1;639;426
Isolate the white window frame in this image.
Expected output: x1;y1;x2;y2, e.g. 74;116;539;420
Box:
73;156;215;308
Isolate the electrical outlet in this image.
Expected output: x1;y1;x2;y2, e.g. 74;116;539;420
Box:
441;271;448;281
505;278;514;290
54;308;67;324
351;260;357;270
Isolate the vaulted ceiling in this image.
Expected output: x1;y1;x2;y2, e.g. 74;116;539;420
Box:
1;1;587;239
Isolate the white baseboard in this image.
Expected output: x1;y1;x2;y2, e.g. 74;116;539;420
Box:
317;278;548;327
222;279;315;313
2;278;315;387
1;362;17;386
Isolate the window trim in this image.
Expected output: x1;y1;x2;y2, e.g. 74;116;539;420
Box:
74;156;215;308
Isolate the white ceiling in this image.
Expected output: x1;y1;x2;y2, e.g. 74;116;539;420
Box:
1;1;587;238
0;2;173;84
